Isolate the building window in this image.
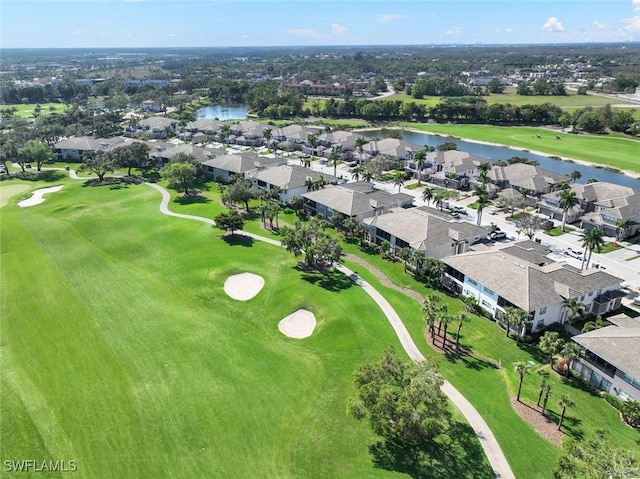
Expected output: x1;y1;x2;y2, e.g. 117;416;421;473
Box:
481;299;492;308
483;286;495;296
622;373;640;390
467;278;478;287
539;306;547;315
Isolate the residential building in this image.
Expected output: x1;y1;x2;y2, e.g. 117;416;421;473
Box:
538;182;640;238
302;181;413;222
201;152;285;183
572;313;640;401
487;163;569;196
363;206;488;257
248;165;339;203
53;136;127;162
134;117;178;139
428;150;486;190
442;240;624;333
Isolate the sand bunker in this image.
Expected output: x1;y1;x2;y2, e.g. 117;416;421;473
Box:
278;309;316;339
223;272;265;301
18;185;65;208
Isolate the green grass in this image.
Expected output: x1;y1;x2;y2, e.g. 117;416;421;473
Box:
340;241;640;477
400;123;640;175
6;102;65;118
385;87;638;108
0;178;492;479
544;226;575;236
597;242;624;254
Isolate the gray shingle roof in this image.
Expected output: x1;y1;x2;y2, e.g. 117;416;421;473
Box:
443;241;623;312
202;152;282;174
363;206;488;250
302;182;412;217
252;165;338;190
573;320;640;381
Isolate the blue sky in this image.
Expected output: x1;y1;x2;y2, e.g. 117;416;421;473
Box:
2;0;640;49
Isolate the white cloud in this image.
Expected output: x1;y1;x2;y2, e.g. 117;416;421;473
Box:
633;0;640;11
332;23;347;36
71;29;84;36
505;27;513;33
167;33;177;38
592;20;607;30
495;28;501;33
236;34;249;39
445;28;461;35
376;14;407;24
541;17;565;32
287;28;324;39
622;14;640;32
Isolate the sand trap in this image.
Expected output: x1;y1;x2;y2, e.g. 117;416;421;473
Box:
278;309;316;339
18;185;65;208
223;272;265;301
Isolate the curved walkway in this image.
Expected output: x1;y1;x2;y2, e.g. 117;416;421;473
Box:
145;181;514;479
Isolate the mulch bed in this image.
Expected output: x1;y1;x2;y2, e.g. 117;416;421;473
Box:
347;252;567;448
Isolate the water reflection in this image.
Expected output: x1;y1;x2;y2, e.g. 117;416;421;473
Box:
368;128;640;190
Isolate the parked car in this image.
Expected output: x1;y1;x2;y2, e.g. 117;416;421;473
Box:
564;248;583;259
452;206;466;214
489;231;507;240
450;212;461;219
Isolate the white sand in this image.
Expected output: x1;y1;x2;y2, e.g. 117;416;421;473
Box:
278;309;316;339
223;272;265;301
18;185;65;208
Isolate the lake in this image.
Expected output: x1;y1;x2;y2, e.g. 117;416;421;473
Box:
369;128;640;190
196;104;247;121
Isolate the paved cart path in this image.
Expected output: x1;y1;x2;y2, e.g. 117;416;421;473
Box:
146;182;515;479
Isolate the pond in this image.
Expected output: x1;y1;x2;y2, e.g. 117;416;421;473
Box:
196;104;248;121
368;128;640;190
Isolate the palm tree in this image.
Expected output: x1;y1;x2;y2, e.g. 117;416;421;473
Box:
262;127;272;147
306;132;318;160
460;295;478;315
474;184;491;227
411;250;425;276
414;150;427;185
422;294;442;337
557;394;575;430
399;247;412;272
581;315;606;333
219;124;231;145
361;168;374;183
615;220;628;241
501;307;524;338
379;240;391;258
421;186;435;207
513;361;531;402
561;342;581;378
579;227;605;270
539;331;565;369
536;369;551;407
562;297;587;325
391;170;406;193
329;145;341;178
558;188;579;232
569;169;582;183
355;136;368;165
440;314;454;347
434;189;450;211
478;162;491;185
541;384;552;415
510;309;530;342
455;313;471;350
351;165;363;182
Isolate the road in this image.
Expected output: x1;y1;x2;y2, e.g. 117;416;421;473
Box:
300;157;640;293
